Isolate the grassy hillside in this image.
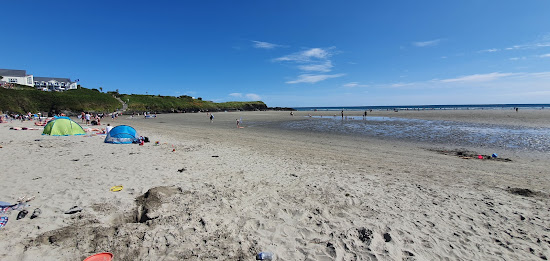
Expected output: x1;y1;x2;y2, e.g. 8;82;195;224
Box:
1;87;268;114
120;94;267;112
0;87;120;114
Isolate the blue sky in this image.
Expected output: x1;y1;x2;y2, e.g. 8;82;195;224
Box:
2;0;550;107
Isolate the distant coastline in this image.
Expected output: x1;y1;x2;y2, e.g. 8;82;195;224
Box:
294;103;549;111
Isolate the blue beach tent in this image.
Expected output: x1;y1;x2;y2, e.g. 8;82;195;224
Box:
104;125;139;144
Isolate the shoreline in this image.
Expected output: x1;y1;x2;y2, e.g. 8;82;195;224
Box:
1;110;549;260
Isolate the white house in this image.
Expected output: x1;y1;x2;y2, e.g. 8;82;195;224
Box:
33;77;78;91
0;69;34;87
0;68;78;91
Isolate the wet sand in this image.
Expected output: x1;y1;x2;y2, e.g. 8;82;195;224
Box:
0;111;549;260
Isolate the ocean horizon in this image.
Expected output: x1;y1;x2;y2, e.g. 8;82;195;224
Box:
293;103;550;111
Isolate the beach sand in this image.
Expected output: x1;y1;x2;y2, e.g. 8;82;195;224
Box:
1;111;549;260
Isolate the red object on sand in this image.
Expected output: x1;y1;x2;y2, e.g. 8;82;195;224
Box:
83;252;113;261
478;155;483;159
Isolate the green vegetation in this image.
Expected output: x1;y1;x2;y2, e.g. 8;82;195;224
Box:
1;87;267;114
120;94;267;112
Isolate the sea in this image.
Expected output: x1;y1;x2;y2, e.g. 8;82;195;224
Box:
269;104;550;153
293;103;550;111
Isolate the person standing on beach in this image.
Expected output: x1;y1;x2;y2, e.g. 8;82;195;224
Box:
105;123;113;134
341;110;344;119
363;110;367;119
210;113;214;123
236;118;240;128
85;112;91;125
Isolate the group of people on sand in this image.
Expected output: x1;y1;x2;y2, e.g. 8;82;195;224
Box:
1;112;55;124
78;112;107;126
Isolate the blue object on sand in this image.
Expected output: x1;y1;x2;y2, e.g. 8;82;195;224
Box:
492;153;498;158
0;201;12;207
0;216;8;228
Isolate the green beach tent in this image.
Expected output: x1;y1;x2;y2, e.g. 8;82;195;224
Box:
42;118;86;136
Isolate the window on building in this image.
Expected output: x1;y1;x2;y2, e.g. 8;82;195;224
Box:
27;77;32;84
61;82;66;87
34;82;39;86
48;82;53;86
9;78;17;83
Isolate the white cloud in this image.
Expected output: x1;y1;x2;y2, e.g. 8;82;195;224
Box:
245;93;261;100
343;82;369;88
540;53;550;58
439;72;519;83
228;92;261;100
502;41;550;51
273;47;345;84
252;40;281;49
274;47;333;63
479;48;499;53
286;73;345;84
509;57;527;61
381;71;550;89
273;47;344;83
297;61;333;72
412;39;442;47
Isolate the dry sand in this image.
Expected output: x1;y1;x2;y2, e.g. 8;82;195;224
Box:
0;111;549;260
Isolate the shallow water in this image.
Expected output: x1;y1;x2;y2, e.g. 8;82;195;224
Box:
264;116;550;152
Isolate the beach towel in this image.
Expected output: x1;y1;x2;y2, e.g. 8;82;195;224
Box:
0;207;11;216
0;217;7;228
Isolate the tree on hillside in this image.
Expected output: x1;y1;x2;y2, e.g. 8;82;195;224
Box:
99;87;103;92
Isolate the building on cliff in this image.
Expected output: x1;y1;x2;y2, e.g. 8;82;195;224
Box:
0;68;78;91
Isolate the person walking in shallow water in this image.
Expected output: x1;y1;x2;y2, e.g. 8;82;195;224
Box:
341;110;344;119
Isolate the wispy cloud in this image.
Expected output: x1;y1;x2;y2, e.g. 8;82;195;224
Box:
245;93;261;100
540;53;550;58
297;61;333;72
509;57;527;61
252;40;282;49
286;73;345;84
343;82;369;88
381;71;550;89
439;72;519;83
480;36;550;53
412;39;442;47
228;92;261;100
274;47;333;63
274;47;344;84
479;48;499;53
